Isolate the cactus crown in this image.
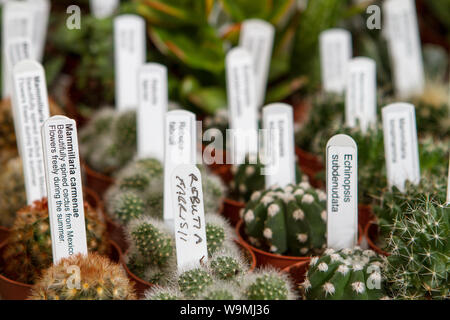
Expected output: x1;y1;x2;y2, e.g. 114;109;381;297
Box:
243;181;327;256
244;268;296;300
29;253;136;300
303;247;387;300
384;199;449;300
144;286;181;301
178;267;214;299
1;198;109;284
209;250;248;281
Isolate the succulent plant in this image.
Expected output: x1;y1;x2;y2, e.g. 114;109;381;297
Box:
384;198;449;300
178;267;214;298
1;198;109;284
244;268;296;300
143;286;182;300
105;157;225;224
302;247;387;300
199;280;242;300
0;157;26;227
29;253;137;300
242;181;327;256
208;249;247;281
205;213;236;256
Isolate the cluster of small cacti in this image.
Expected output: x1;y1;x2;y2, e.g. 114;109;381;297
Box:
29;253;137;300
302;247;388;300
383;198;449;300
144;265;296;301
0;157;26;227
104;157;225;224
1;198;109;284
242;181;327;256
79;109;137;174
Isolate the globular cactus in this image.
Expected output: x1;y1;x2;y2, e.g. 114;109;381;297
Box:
144;286;182;300
244;268;297;300
243;181;327;256
29;253;136;300
208;250;248;281
1;198;109;284
199;281;242;300
205;213;236;257
0;157;26;227
177;267;214;299
384;199;449;300
229;154;265;202
302;247;387;300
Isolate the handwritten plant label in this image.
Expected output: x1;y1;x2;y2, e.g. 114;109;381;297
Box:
27;0;50;62
239;19;275;107
90;0;119;19
225;47;258;164
326;134;358;250
345;57;377;133
137;63;168;162
11;60;50;204
382;103;420;192
383;0;424;98
114;14;146;111
171;164;208;271
41;116;88;264
163;110;197;224
319;28;352;94
2;1;34;98
262;103;296;189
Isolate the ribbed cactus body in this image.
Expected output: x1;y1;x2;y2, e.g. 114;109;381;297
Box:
244;269;296;300
29;253;136;300
178;268;213;298
243;182;327;256
303;248;386;300
230;155;266;202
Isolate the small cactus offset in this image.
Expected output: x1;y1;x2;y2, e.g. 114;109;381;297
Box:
244;268;297;300
208;250;248;281
29;253;136;300
177;267;214;299
144;286;182;300
384;199;449;300
302;247;387;300
205;213;236;257
0;157;26;227
1;198;109;284
243;181;327;256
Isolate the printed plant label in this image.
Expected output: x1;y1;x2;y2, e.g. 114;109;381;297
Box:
326;134;358;250
137;63;168;162
114;14;146;111
382;103;420;192
345;57;377;132
262;103;296;189
172;164;208;271
225;47;258;164
11;60;50;204
27;0;50;62
239;19;275;107
319;28;352;94
163;110;197;224
383;0;424;98
41;116;88;264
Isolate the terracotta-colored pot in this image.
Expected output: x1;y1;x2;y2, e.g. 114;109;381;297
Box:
81;160;114;197
0;239;121;300
0;226;9;244
364;220;390;256
221;198;245;227
295;147;324;175
358;204;375;231
281;260;309;290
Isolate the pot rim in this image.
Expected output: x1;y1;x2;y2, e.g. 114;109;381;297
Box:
364;219;390;256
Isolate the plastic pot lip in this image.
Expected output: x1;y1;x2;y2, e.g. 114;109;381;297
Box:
81;158;115;184
235;219;311;262
223;197;245;208
281;259;310;273
364;219;390;257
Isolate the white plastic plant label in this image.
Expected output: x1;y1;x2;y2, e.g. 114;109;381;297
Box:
239;19;275;108
319;28;352;94
26;0;50;62
262;103;296;189
6;37;33;68
383;0;424;99
163;110;197;224
171;164;208;271
326;134;358;250
382;103;420;192
11;60;50;204
41;116;88;264
345;57;377;133
225;47;258;164
90;0;120;19
114;14;146;111
2;1;34;98
137;63;168;162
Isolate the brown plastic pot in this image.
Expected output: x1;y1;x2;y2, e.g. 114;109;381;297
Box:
364;220;390;256
358;204;375;231
295;147;324;175
81;160;115;197
221;198;245;227
0;239;121;300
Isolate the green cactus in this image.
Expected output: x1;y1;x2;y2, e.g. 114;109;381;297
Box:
205;213;236;257
1;198;109;284
199;281;242;300
384;199;449;300
29;253;137;300
303;247;387;300
229;154;266;202
0;157;26;227
209;250;247;280
243;181;327;256
244;268;296;300
178;267;214;298
144;286;182;300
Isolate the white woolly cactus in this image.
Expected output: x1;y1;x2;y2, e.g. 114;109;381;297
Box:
243;268;297;300
143;286;183;300
199;280;243;300
208;249;249;281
